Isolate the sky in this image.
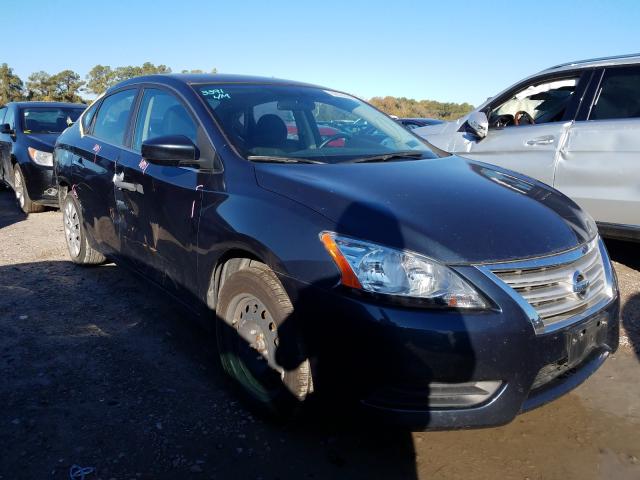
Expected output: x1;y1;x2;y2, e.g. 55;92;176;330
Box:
4;0;640;106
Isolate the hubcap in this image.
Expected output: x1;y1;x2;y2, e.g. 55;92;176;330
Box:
14;170;24;209
63;201;81;257
229;294;283;380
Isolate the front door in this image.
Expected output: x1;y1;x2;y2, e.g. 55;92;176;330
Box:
455;122;567;186
451;73;587;187
116;87;206;296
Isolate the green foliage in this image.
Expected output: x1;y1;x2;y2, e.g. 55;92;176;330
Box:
85;62;173;95
369;96;474;120
26;70;85;103
0;63;24;104
85;65;117;96
51;70;85;103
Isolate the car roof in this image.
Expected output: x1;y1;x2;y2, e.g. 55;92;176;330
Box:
5;101;86;108
112;73;325;92
540;52;640;74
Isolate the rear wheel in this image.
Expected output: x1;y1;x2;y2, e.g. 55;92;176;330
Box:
216;262;312;416
13;164;44;213
62;194;105;265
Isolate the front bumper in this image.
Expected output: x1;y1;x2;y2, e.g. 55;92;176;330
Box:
279;269;619;430
20;161;58;206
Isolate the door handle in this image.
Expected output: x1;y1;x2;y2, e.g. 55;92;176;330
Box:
112;172;144;194
525;135;555;146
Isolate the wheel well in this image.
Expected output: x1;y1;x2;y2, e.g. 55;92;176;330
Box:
206;250;264;311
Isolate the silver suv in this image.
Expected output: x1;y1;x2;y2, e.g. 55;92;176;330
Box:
415;53;640;242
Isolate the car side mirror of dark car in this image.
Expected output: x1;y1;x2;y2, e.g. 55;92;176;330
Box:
465;111;489;139
141;135;200;167
0;123;14;135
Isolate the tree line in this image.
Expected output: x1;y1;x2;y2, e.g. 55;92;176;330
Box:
369;96;474;120
0;62;217;104
0;62;473;120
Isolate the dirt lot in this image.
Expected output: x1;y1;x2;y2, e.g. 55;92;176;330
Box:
1;187;640;480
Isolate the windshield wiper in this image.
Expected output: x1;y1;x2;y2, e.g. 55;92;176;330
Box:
247;155;324;164
349;151;426;163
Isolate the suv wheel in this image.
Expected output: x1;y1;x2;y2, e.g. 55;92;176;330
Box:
13;164;44;213
62;194;106;265
216;262;312;416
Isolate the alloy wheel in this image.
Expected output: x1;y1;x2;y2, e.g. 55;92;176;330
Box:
63;200;81;258
14;169;24;209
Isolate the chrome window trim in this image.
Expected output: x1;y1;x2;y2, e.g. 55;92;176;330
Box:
476;238;616;335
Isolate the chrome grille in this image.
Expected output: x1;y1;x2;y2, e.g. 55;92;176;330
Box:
487;239;613;329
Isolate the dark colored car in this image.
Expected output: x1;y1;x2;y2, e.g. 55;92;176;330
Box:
398;117;444;130
54;74;619;429
0;101;86;213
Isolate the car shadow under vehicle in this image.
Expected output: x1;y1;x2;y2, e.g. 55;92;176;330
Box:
0;258;421;479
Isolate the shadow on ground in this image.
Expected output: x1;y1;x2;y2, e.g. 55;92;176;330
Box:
0;259;418;479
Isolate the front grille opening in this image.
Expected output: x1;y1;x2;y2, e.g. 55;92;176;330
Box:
490;240;612;328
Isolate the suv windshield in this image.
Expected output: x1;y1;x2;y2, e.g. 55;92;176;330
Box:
195;84;437;163
21;107;85;134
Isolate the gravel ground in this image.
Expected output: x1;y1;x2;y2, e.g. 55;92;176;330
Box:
1;187;639;480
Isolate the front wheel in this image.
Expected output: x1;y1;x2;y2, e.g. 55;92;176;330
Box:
62;194;105;265
216;262;312;416
13;164;44;213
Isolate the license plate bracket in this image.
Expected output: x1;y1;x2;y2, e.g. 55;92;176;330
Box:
566;316;608;367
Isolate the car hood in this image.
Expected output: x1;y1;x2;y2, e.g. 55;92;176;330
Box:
23;133;59;151
254;156;597;264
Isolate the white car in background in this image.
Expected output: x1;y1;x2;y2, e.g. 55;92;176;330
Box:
415;53;640;242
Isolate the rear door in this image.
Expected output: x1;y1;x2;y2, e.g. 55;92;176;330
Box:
556;65;640;228
451;72;589;187
116;86;207;295
73;88;138;256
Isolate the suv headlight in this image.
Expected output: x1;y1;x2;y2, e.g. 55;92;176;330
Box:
28;147;53;167
320;232;487;309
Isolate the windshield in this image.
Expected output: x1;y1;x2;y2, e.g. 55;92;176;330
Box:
195;84;437;163
21;107;85;134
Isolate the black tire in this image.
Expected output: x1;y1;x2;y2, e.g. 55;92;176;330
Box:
62;193;106;265
216;262;312;416
13;164;45;214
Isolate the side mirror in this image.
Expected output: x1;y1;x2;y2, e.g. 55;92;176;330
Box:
466;111;489;139
141;135;200;167
0;123;13;135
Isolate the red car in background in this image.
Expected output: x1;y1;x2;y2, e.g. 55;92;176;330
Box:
286;124;345;147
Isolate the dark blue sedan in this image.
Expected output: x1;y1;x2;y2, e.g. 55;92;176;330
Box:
53;74;619;429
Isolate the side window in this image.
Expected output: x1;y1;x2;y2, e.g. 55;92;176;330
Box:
81;100;101;133
0;107;7;125
4;107;15;130
132;88;197;152
92;89;137;146
489;76;579;128
590;67;640;121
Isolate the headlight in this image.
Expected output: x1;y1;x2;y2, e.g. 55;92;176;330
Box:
27;147;53;166
320;232;487;309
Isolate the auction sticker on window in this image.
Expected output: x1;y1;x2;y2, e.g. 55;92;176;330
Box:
201;88;231;100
